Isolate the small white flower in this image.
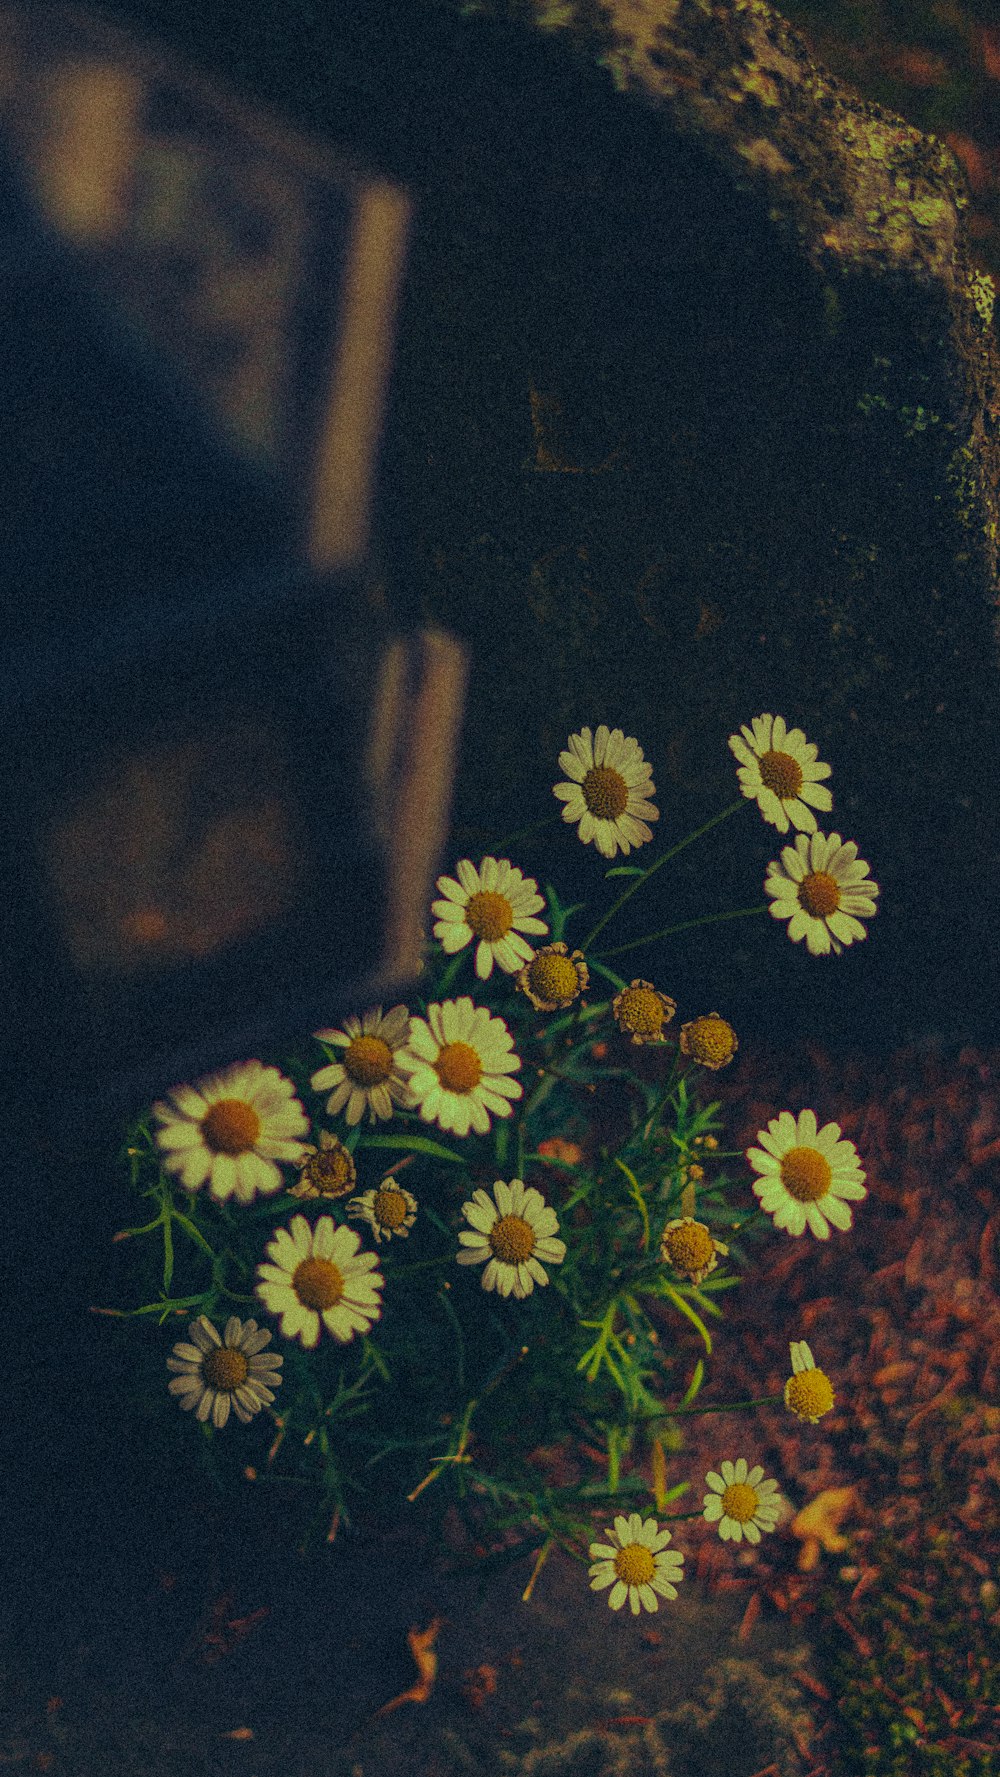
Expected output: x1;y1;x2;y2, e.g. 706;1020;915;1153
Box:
395;997;522;1138
255;1213;384;1349
765;829;879;957
310;1004;415;1125
166;1315;283;1428
152;1061;308;1204
728;713;833;834
553;725;658;859
455;1177;566;1298
746;1108;867;1239
702;1458;782;1543
588;1513;685;1616
432;856;548;979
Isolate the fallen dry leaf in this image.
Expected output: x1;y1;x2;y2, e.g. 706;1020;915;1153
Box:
374;1616;445;1717
790;1486;857;1572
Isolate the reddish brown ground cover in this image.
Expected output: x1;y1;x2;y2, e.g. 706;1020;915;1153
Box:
670;1034;1000;1772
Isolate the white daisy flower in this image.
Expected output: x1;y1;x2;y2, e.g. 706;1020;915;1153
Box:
166;1314;283;1429
395;997;522;1138
702;1458;783;1544
746;1107;868;1239
552;725;659;860
728;713;833;834
455;1177;567;1298
310;1004;415;1125
346;1176;419;1244
588;1513;685;1616
254;1213;384;1349
431;857;549;979
784;1341;836;1424
152;1060;309;1205
765;829;879;957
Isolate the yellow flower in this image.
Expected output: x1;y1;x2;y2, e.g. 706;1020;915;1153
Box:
612;979;676;1045
588;1513;684;1615
553;725;658;859
679;1013;738;1070
765;830;880;957
728;714;834;834
311;1004;415;1125
455;1177;566;1298
659;1216;728;1286
152;1060;309;1205
702;1458;782;1544
431;856;548;979
746;1108;867;1239
395;997;523;1138
784;1340;835;1423
516;941;589;1011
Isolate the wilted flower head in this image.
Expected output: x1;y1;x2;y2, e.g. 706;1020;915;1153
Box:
659;1216;728;1286
612;980;676;1046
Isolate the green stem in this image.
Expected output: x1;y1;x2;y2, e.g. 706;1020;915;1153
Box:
491;813;562;855
580;798;749;953
635;1393;783;1419
594;903;768;963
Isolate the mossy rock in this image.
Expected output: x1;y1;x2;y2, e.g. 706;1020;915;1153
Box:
96;0;1000;1051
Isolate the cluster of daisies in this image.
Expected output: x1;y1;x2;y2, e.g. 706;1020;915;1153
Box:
154;716;875;1613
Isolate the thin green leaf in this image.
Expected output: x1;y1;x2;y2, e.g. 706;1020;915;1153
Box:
681;1357;705;1407
604;866;647;878
357;1134;466;1164
171;1211;216;1259
614;1157;650;1251
660;1284;712;1354
162;1213;174;1293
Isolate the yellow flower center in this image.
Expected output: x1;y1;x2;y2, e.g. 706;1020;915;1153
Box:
293;1256;344;1311
464;890;515;943
304;1145;356;1197
758;748;804;800
721;1482;759;1524
662;1221;715;1273
344;1034;394;1085
529;952;580;1002
373;1185;410;1228
201;1346;249;1391
617;987;669;1037
785;1370;835;1421
582;764;629;821
201;1098;261;1155
798;871;841;918
780;1145;832;1201
489;1213;536;1264
434;1041;483;1094
614;1543;656;1587
685;1016;737;1065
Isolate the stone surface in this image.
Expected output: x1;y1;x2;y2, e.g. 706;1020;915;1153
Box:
98;0;1000;1052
